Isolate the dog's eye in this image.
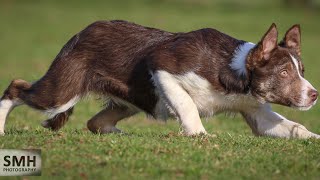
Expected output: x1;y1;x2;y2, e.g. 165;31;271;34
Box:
280;70;288;77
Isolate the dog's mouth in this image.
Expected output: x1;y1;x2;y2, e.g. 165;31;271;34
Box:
291;105;313;111
290;99;317;111
261;96;317;111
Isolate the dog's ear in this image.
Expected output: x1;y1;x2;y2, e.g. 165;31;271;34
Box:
258;23;278;60
279;24;301;56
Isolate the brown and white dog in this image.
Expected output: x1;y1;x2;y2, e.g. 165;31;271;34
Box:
0;20;319;138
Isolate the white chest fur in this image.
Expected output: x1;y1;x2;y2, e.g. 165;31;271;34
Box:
154;71;261;117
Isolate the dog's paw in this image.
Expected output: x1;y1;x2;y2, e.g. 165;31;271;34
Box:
0;131;5;136
310;132;320;139
181;130;211;137
184;130;208;137
95;126;124;134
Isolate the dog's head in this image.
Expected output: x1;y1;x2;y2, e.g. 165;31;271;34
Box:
247;23;318;110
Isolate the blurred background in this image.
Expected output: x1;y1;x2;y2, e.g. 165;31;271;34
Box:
0;0;320;134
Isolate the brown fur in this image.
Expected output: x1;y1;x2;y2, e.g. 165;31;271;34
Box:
42;108;74;131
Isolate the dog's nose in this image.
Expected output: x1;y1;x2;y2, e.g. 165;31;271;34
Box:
308;89;318;102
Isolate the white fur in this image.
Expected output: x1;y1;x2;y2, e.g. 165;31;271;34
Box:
153;70;260;134
44;96;80;118
173;71;260;115
153;71;206;135
289;54;317;110
153;70;319;138
243;103;320;138
229;42;256;76
0;99;21;135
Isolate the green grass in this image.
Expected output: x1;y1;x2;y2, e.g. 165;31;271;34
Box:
1;0;320;179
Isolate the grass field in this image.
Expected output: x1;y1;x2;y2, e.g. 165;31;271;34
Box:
1;0;320;179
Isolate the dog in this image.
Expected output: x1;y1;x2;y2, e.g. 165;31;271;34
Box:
0;20;319;138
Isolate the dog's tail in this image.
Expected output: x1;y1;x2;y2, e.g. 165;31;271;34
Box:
0;33;87;132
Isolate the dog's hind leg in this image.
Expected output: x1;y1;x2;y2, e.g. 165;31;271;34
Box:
39;94;80;131
0;79;32;135
41;107;74;131
0;77;82;134
87;103;137;134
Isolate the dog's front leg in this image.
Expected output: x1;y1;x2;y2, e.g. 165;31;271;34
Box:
242;104;320;139
153;71;206;135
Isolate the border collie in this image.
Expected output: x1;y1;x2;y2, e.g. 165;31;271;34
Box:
0;20;319;138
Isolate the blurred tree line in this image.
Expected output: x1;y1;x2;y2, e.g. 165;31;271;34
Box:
284;0;317;7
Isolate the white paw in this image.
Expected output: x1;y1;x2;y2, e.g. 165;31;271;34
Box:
184;128;207;136
292;125;320;139
310;132;320;139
